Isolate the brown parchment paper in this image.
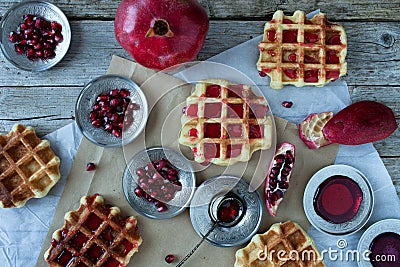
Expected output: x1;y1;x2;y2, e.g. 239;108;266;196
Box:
37;56;339;267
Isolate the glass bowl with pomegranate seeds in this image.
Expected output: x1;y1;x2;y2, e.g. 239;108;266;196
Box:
0;0;71;71
75;74;148;147
122;147;196;219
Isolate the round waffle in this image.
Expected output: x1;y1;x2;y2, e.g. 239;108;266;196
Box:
44;194;142;267
179;78;273;166
0;124;60;208
257;10;347;89
235;221;326;267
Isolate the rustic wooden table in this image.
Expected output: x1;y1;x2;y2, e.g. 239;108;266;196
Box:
0;1;399;197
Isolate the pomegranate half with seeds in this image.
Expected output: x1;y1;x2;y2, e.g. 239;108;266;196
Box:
114;0;209;70
264;142;295;217
299;101;398;149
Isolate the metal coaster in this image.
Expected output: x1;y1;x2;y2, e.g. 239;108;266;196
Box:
303;164;374;235
190;175;262;247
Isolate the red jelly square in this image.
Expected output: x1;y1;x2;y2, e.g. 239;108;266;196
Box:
304;70;320;82
249;104;267;119
76;261;87;267
99;226;114;246
205;84;221;97
204;103;222;118
326;70;340;80
185;104;198;117
249;125;264;139
85;244;104;262
68;231;88;250
282;30;298;43
226;124;243;138
204;143;220;159
122;239;134;256
56;249;73;266
204;123;221;138
226;144;242;158
227;85;244;98
103;257;120;267
227;104;244;118
84;213;102;232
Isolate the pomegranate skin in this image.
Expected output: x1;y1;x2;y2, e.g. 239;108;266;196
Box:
322;101;398;145
114;0;209;70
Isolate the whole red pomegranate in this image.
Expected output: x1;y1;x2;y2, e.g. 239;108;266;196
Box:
114;0;209;70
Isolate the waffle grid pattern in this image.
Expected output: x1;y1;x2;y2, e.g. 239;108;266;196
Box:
235;221;326;267
0;124;60;208
179;78;273;166
257;10;347;89
44;195;142;267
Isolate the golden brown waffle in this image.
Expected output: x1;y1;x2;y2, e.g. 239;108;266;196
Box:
257;10;347;89
235;221;325;267
0;124;60;208
179;78;273;166
44;194;142;267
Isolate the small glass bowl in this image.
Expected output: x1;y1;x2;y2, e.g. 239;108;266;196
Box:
122;146;196;219
75;74;148;147
190;175;263;247
0;0;71;71
303;165;374;235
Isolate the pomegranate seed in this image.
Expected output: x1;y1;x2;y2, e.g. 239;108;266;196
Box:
282;101;293;108
129;103;140;110
92;119;102;128
288;53;297;62
104;124;113;132
9;32;19;43
110;89;119;97
14;44;25;54
119;89;130;98
110;99;119;107
54;32;63;43
19;23;28;30
51;21;62;31
86;163;96;171
165;254;175;264
134;187;145;197
157;203;168;212
112;129;122;138
283;69;297;79
188;128;198;137
258;71;267;77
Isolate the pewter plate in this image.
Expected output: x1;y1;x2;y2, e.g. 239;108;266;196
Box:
0;0;71;71
75;75;148;147
357;219;400;267
190;175;262;247
123;147;196;219
303;164;374;235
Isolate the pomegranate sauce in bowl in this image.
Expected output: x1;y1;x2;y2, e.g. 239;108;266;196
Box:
313;175;363;224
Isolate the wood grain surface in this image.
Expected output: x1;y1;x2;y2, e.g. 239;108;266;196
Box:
0;1;399;196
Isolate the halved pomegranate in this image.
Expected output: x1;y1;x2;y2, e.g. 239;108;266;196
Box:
298;112;333;149
264;142;295;216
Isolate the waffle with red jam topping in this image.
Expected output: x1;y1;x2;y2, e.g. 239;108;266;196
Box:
179;78;273;166
257;10;347;89
44;194;142;267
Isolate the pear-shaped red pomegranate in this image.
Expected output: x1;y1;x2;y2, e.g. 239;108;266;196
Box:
114;0;209;70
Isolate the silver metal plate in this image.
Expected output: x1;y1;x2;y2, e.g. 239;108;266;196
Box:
0;0;71;71
303;164;374;235
190;175;262;247
75;74;148;147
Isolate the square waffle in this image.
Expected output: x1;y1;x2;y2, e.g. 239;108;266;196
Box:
235;221;326;267
257;10;347;89
179;78;273;166
0;124;60;208
44;194;142;267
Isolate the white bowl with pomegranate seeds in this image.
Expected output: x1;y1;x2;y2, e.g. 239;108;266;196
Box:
0;0;71;71
122;147;196;219
75;74;148;147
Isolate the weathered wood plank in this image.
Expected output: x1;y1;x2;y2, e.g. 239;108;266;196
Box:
382;158;400;198
0;21;399;87
1;0;400;21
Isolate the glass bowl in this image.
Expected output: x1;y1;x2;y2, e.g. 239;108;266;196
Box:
0;0;71;71
75;74;148;147
122;146;196;219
